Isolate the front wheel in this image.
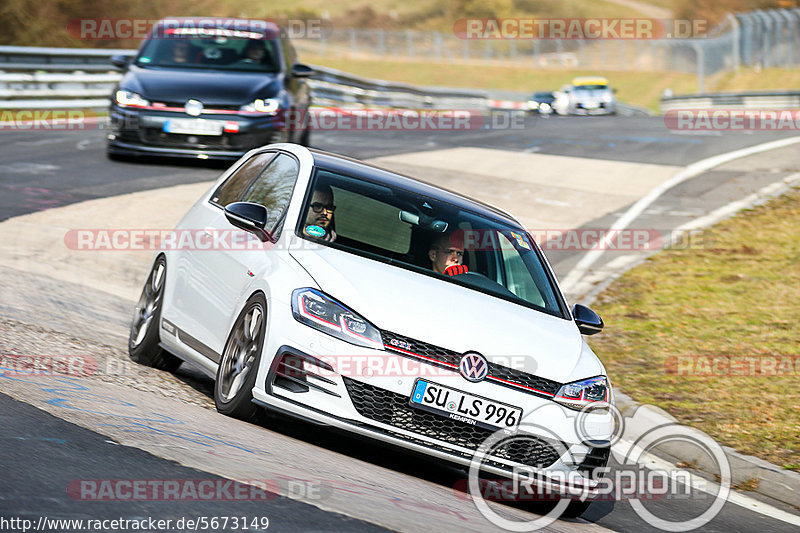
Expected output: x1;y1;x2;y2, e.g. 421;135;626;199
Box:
129;256;182;371
214;293;267;421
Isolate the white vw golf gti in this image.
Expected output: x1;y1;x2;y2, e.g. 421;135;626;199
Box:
129;143;614;516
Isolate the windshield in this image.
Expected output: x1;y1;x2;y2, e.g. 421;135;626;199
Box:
297;168;565;317
136;31;281;72
574;84;609;92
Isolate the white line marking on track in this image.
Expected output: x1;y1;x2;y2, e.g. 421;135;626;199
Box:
622;441;800;526
561;136;800;296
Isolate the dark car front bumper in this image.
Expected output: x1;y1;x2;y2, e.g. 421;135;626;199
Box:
107;106;289;160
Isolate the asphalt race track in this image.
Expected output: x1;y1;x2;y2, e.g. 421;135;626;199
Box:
1;114;800;532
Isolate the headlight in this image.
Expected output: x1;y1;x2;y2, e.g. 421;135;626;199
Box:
539;102;552;112
553;376;610;410
291;288;384;350
115;90;149;108
602;93;613;103
527;100;538;109
240;98;281;115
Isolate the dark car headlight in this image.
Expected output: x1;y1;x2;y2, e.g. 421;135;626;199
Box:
291;288;384;350
240;98;280;115
553;376;610;410
115;90;149;108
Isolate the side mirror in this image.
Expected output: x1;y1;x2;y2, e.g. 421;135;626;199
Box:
110;54;133;70
291;63;314;78
224;202;271;242
572;304;604;335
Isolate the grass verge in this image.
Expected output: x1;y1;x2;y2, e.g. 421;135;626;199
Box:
587;188;800;471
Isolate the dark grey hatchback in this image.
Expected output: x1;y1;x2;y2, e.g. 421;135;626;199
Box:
107;18;313;160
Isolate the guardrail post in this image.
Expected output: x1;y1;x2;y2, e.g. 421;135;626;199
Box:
378;30;386;56
693;41;705;93
727;14;740;71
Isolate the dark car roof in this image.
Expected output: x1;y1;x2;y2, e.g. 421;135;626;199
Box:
309;149;521;228
149;17;281;39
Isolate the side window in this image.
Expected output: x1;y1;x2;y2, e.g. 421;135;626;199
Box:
498;233;546;307
332;186;411;254
239;154;300;235
211;152;276;207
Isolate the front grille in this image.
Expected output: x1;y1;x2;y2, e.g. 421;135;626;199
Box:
381;331;562;397
343;377;562;469
154;101;242;112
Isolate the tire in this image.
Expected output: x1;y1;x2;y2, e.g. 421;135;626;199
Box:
128;255;182;371
214;293;267;421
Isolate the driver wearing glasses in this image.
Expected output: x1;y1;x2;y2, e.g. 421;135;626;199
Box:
302;184;337;242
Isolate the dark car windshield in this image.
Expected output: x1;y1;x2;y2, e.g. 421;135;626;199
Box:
297;168;565;317
136;32;281;73
574;84;609;91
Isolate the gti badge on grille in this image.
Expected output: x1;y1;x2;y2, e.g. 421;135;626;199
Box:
459;352;488;382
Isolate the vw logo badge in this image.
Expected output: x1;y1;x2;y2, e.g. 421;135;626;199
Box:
185;99;203;117
459;352;489;383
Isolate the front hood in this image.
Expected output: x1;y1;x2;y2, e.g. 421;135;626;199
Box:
289;246;597;383
123;65;282;105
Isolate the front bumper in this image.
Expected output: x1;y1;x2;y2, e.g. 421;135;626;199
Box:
252;304;615;498
106;105;287;160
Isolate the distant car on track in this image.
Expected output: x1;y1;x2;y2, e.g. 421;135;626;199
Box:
553;77;616;116
128;143;614;517
527;91;556;115
107;18;313;161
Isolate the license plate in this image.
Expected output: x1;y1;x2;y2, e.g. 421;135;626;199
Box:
163;118;224;136
409;379;522;431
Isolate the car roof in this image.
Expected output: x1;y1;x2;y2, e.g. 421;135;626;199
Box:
572;76;609;86
308;149;522;228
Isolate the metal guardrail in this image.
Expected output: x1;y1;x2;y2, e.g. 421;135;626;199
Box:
0;45;489;111
660;90;800;112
